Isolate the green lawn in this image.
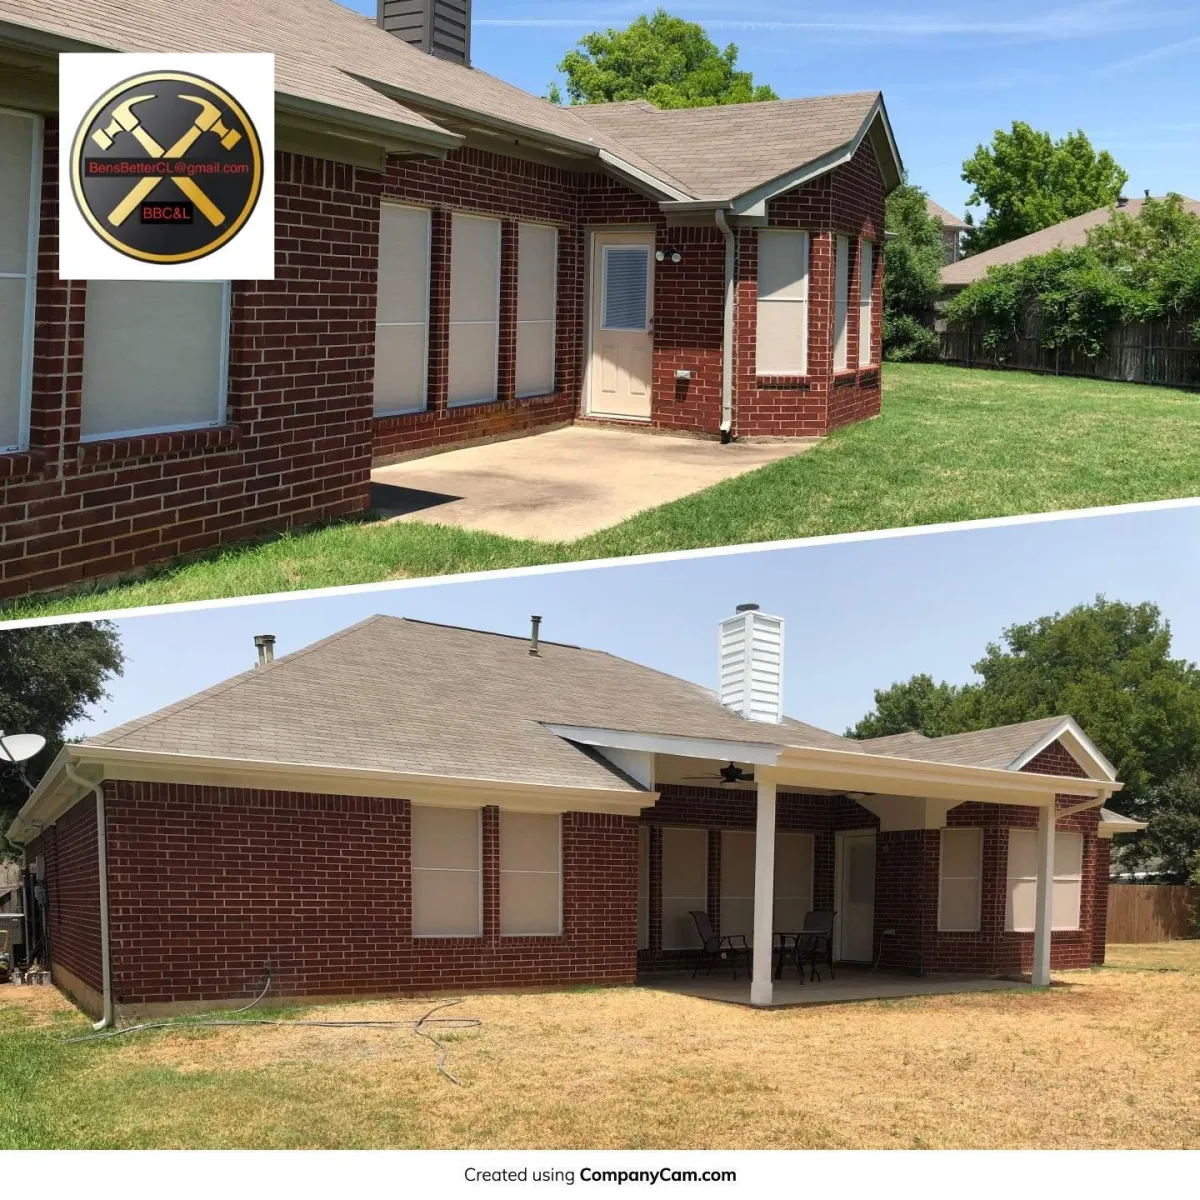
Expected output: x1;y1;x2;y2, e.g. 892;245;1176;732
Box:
5;364;1199;619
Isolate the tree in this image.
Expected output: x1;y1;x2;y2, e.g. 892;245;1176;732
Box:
962;121;1128;254
1125;766;1200;882
0;623;124;855
556;9;778;109
847;597;1200;814
882;179;945;361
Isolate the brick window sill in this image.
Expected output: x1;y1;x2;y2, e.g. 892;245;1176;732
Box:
755;376;812;390
76;424;238;467
0;449;45;482
374;392;561;427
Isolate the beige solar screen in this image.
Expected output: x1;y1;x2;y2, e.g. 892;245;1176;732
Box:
499;810;561;935
661;826;707;949
0;110;36;452
375;203;430;415
755;229;808;376
938;827;982;931
411;805;481;936
1005;828;1083;931
516;222;557;398
720;829;814;943
449;213;501;406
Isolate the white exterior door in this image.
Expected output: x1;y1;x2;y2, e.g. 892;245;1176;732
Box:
835;829;876;962
588;232;653;419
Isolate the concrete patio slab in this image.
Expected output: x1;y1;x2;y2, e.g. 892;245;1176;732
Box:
370;425;814;542
639;967;1032;1008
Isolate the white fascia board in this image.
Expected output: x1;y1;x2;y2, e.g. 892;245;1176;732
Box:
1098;809;1148;839
1006;717;1118;781
543;724;783;767
275;93;461;154
5;746;652;843
774;743;1115;807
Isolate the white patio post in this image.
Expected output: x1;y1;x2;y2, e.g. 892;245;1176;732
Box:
1031;802;1056;987
751;777;777;1006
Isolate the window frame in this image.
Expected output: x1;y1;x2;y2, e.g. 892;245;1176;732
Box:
498;809;563;938
79;280;231;443
411;804;483;939
599;243;653;334
833;233;851;372
448;211;503;409
374;201;432;417
515;221;558;399
858;238;875;368
1005;827;1084;933
0;107;42;455
754;228;809;377
937;827;983;932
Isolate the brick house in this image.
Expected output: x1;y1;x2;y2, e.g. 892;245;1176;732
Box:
0;0;901;599
9;607;1142;1021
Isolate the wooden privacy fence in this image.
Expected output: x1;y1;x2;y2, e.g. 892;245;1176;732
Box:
1107;884;1199;943
940;312;1200;389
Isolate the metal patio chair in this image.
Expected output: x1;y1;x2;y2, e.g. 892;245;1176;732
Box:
689;910;752;980
792;910;836;981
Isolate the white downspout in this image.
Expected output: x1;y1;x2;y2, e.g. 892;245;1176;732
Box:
714;208;736;441
64;761;113;1030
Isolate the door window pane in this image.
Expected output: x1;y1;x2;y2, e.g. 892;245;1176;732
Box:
602;246;650;331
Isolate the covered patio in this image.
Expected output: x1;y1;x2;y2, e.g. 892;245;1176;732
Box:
640;966;1034;1008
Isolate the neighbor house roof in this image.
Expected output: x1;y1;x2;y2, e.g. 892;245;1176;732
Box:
926;198;968;229
0;0;901;204
940;195;1200;288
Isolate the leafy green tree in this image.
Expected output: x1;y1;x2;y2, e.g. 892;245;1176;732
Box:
882;179;945;361
1126;766;1200;882
962;121;1128;253
556;9;778;109
0;623;124;855
847;674;967;739
848;597;1200;814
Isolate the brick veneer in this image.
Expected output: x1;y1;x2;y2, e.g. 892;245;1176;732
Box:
0;121;377;599
91;780;637;1007
27;794;102;996
2;127;891;598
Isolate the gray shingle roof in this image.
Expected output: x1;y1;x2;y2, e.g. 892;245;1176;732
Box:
577;93;881;202
941;196;1200;287
0;0;892;202
86;617;850;792
84;618;1094;792
856;716;1070;771
926;198;968;229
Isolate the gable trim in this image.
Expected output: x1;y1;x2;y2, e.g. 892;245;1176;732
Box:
1007;718;1117;781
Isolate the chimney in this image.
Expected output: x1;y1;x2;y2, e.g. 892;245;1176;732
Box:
254;634;276;668
529;615;542;657
378;0;471;67
718;603;785;724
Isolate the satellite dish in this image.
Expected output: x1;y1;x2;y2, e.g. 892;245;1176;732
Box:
0;733;46;764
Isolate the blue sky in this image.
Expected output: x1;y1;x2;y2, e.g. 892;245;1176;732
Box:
70;504;1200;741
340;0;1200;216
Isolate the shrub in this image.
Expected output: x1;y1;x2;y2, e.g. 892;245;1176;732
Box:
884;313;941;362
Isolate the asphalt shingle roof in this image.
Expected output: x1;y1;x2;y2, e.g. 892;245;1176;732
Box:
86;618;1092;791
0;0;888;202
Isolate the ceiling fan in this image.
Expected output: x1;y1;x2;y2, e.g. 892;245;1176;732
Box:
681;761;755;786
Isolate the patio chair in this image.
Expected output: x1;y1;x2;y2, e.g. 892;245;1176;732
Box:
792;911;836;982
689;911;751;980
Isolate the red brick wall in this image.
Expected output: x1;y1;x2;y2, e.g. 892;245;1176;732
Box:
0;121;376;599
28;795;103;995
371;148;581;463
734;138;886;438
98;780;637;1005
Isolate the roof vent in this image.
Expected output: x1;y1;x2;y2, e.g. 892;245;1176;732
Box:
719;605;784;724
378;0;471;67
529;615;542;657
1116;194;1128;207
254;634;276;668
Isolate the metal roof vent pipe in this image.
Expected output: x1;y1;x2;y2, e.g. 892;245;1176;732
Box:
529;615;542;657
719;603;785;724
254;634;276;668
378;0;471;67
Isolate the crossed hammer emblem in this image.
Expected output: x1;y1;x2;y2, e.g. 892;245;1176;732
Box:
91;94;242;228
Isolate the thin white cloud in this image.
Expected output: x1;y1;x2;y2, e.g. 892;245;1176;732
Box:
1097;32;1200;73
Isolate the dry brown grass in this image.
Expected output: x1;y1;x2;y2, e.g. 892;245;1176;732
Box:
3;943;1199;1149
